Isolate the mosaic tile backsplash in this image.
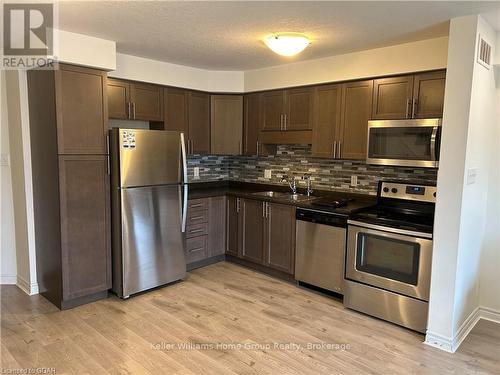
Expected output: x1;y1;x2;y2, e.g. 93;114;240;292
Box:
188;145;438;195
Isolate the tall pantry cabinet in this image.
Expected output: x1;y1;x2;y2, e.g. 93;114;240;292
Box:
27;64;111;309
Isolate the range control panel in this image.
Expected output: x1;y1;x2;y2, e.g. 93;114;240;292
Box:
380;182;436;203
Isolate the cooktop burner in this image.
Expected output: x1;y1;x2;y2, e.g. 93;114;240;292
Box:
350;207;434;233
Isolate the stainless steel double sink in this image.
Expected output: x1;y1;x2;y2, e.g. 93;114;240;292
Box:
250;191;316;202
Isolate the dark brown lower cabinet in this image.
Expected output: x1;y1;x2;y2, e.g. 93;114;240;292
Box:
264;203;296;274
226;197;296;275
241;199;265;264
185;196;226;268
58;156;111;301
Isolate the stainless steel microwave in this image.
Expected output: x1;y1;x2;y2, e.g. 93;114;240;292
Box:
366;118;441;168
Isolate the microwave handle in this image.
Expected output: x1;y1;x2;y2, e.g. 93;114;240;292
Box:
430;127;438;161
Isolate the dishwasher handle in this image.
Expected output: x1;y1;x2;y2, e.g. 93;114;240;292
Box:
296;209;347;228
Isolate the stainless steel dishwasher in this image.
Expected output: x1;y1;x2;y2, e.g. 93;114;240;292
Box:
295;208;347;294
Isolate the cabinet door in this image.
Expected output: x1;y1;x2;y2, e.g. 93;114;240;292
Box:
208;196;226;257
107;78;129;120
372;76;413;119
412;71;446;118
339;80;373;160
55;66;108;154
188;91;211;154
211;95;243;155
58;155;111;300
261;90;285;131
241;199;264;264
243;93;261;155
311;84;342;158
264;203;295;274
130;83;163;121
226;196;241;257
164;87;188;133
285;87;313;131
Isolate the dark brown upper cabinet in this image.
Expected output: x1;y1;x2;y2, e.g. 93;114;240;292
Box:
311;84;342;158
107;78;163;121
285;87;314;131
163;87;188;132
372;70;446;120
264;202;295;274
188;91;211;154
339;80;374;160
372;75;414;119
210;95;243;155
262;90;285;131
262;88;313;132
412;71;446;118
55;65;108;154
244;93;261;155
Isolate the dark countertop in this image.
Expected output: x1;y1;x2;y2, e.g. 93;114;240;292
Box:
187;181;376;216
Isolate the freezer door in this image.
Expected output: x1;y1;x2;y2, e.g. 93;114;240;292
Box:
119;129;183;188
121;185;186;297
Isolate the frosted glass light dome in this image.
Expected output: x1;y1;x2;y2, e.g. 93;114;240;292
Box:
264;33;310;57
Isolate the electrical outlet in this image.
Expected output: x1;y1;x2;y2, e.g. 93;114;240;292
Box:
350;175;358;187
193;167;200;180
264;169;272;179
466;168;477;185
0;153;9;166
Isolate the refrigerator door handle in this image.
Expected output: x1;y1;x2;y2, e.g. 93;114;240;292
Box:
181;185;188;233
180;132;188;184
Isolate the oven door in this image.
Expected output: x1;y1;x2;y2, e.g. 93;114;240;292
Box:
366;119;441;168
346;221;433;301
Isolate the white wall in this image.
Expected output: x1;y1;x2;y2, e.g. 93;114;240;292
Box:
4;71;38;295
1;71;17;285
479;32;500;316
426;15;499;352
53;29;116;71
110;53;244;92
244;37;449;92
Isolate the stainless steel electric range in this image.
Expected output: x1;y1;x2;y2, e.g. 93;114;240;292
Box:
343;180;436;333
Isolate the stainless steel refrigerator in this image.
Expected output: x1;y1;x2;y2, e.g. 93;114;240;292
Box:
110;128;187;298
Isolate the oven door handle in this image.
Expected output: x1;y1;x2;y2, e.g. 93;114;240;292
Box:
347;220;433;239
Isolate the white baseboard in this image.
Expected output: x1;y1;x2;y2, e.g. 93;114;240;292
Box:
16;276;39;295
0;274;18;285
425;306;500;353
480;306;500;324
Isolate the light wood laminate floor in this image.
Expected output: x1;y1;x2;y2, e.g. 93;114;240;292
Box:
1;262;499;374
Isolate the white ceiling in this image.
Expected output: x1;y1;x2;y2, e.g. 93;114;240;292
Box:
57;1;500;71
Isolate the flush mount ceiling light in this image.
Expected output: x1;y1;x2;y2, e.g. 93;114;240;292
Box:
264;33;310;57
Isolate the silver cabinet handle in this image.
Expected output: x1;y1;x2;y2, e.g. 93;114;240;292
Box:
238;141;242;155
266;202;270;218
338;141;342;158
262;202;266;218
412;98;418;118
189;203;204;208
189;247;205;253
106;155;110;175
280;114;283;130
132;102;136;119
188;229;205;234
405;98;411;118
284;114;287;130
333;141;337;158
236;197;240;213
256;141;260;156
127;102;131;119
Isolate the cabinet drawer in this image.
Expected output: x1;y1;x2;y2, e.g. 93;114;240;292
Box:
186;236;208;263
188;198;209;211
186;222;208;239
187;209;208;225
